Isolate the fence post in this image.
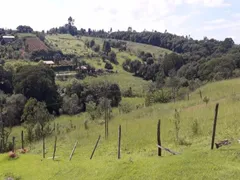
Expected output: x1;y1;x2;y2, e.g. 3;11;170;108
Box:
90;135;101;159
69;141;78;161
52;136;57;160
43;135;45;158
211;103;219;150
157;120;162;156
118;125;121;159
12;136;15;152
21;131;24;149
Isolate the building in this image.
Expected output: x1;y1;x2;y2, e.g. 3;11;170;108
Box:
1;35;15;44
43;61;55;66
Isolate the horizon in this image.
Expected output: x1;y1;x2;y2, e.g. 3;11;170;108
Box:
0;0;240;43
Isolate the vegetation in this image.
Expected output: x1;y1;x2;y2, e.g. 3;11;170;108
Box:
1;16;240;179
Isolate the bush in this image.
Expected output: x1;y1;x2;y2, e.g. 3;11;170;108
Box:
192;119;200;136
86;101;101;120
62;94;82;115
92;44;100;52
203;96;210;105
109;51;118;64
153;89;172;103
122;87;134;97
119;102;133;114
105;62;113;70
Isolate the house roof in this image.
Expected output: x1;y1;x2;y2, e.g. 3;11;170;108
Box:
2;36;15;39
43;61;54;65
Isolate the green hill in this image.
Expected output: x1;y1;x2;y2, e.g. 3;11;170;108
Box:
1;78;240;179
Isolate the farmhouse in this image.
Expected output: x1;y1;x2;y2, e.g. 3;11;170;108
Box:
1;35;15;44
43;60;54;66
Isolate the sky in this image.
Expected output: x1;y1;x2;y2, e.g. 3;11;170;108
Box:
1;0;240;43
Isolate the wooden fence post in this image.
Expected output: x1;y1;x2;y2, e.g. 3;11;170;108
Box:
69;141;78;161
12;136;15;152
157;120;162;156
21;131;24;149
199;90;202;99
211;103;219;150
118;125;121;159
90;135;101;160
52;136;57;160
43;135;45;158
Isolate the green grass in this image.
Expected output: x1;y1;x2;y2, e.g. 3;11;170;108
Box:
81;36;172;57
16;33;36;38
1;78;240;179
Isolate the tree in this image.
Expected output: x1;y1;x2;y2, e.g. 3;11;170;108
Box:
21;98;52;142
68;16;74;26
17;25;33;33
62;94;82;115
0;66;13;94
165;76;181;102
103;41;111;55
128;27;133;32
89;40;95;48
13;65;61;114
109;51;118;64
3;94;26;126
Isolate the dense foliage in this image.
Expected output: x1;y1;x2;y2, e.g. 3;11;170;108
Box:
13;65;61;114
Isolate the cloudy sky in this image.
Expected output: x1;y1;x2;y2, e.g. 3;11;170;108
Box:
1;0;240;43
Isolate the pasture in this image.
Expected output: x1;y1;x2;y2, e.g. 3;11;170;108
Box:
1;78;240;179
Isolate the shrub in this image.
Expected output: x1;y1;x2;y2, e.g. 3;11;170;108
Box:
119;102;133;114
203;96;210;105
153;89;172;103
122;87;134;97
62;94;82;115
92;44;100;52
173;109;181;143
192;119;200;136
105;62;113;70
109;51;118;64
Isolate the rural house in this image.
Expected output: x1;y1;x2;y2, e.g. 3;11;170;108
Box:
1;35;15;44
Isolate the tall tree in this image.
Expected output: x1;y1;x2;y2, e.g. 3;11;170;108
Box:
13;65;61;114
103;41;111;55
21;98;52;142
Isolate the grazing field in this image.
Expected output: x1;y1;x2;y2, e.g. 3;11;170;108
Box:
81;36;172;57
16;33;37;38
1;78;240;179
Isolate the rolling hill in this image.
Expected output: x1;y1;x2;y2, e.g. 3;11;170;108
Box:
1;33;240;180
1;77;240;179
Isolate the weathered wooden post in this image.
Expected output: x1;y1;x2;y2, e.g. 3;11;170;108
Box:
43;135;45;158
52;136;57;160
211;103;219;150
12;136;15;152
21;130;24;149
157;120;162;156
118;125;121;159
199;90;202;99
69;141;78;161
90;135;101;160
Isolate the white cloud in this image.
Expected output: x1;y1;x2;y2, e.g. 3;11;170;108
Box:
205;18;226;24
203;20;240;31
184;0;231;7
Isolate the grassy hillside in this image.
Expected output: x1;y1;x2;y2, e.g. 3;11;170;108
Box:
1;78;240;179
47;34;153;94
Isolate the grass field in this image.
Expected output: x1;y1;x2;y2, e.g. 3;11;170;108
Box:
1;78;240;179
16;33;36;38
